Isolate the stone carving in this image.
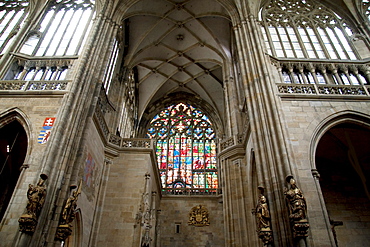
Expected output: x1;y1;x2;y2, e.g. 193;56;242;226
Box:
55;181;82;241
188;205;210;227
284;176;309;238
253;187;273;245
19;174;48;234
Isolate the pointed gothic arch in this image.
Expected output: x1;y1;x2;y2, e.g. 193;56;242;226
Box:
312;112;370;245
0;108;30;222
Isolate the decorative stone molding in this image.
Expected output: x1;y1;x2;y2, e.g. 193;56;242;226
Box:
0;80;70;92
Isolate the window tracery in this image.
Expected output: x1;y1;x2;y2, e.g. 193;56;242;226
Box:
0;0;29;55
147;103;218;194
20;0;94;56
260;0;357;60
6;0;95;81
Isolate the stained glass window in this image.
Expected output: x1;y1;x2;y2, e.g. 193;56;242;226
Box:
147;103;218;194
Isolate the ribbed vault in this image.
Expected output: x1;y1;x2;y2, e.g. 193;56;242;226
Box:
120;0;233;131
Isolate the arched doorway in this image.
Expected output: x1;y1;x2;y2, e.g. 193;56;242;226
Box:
0;120;28;221
315;122;370;246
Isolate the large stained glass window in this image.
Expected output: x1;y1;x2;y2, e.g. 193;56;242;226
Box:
147;103;218;194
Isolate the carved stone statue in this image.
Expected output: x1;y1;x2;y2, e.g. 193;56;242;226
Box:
284;175;309;238
253;187;273;245
26;174;48;218
256;194;271;230
19;174;48;234
60;189;79;225
55;181;81;241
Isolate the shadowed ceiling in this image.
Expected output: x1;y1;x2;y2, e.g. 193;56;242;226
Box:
121;0;232;120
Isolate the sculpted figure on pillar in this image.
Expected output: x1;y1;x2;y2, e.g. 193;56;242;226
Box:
253;187;273;245
284;175;309;238
19;174;48;234
55;181;82;241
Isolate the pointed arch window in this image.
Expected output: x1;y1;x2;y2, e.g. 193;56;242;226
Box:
260;0;357;60
147;103;218;194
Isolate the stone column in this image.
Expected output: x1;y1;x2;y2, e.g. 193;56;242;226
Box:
219;141;250;246
28;6;121;246
232;13;295;245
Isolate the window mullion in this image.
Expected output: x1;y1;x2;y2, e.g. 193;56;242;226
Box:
263;24;277;57
331;26;351;59
72;9;94;55
32;9;58;56
338;26;359;59
0;11;16;39
275;25;287;57
313;26;331;58
293;25;309;58
283;25;297;58
42;9;68;56
53;9;77;56
303;26;319;58
323;27;341;59
0;10;28;53
62;9;84;55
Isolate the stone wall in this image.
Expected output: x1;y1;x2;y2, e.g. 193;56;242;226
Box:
0;96;63;246
159;196;224;247
95;149;160;247
279;99;370;246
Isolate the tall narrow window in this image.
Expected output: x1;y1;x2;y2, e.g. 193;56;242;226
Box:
0;1;29;55
260;0;357;60
147;103;218;194
19;0;94;56
103;39;119;92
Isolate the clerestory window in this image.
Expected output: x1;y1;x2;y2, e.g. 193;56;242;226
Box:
6;0;95;81
0;0;29;55
147;103;218;194
20;0;94;56
260;0;357;60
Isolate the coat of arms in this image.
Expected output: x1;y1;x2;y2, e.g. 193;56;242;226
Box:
188;205;210;227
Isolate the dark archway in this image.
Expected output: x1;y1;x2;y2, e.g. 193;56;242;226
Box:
315;122;370;246
0;120;28;221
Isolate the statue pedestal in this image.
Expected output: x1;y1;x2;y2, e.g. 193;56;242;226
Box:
292;220;309;238
257;228;273;246
18;214;37;234
55;224;72;241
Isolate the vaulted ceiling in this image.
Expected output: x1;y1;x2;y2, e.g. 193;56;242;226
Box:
121;0;233;121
